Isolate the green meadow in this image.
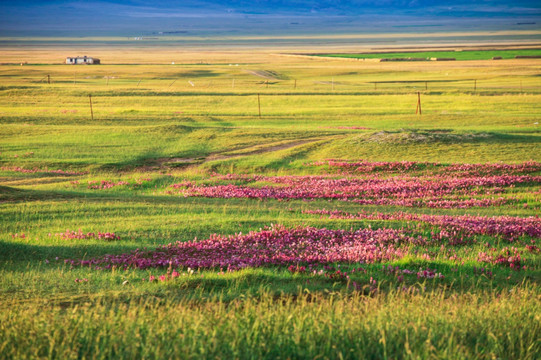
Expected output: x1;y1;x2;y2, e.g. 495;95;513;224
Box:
314;49;541;60
1;49;540;359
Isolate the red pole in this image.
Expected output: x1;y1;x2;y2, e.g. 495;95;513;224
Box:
415;92;422;115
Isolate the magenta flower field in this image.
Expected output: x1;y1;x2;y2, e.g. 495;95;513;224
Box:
64;160;540;284
167;160;540;208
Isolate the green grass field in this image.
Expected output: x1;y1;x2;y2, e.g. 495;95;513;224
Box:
314;49;541;60
1;48;540;359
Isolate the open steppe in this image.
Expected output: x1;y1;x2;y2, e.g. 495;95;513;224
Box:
1;38;540;358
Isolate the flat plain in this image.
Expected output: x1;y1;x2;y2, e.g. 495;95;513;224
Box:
1;39;540;359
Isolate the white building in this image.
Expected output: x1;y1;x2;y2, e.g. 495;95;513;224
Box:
65;56;100;65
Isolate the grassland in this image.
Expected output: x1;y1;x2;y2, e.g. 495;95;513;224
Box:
1;45;540;359
313;49;541;60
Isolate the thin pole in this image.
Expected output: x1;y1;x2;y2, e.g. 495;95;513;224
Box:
137;79;141;87
168;79;177;88
258;93;261;118
415;92;422;115
47;75;50;84
89;94;94;121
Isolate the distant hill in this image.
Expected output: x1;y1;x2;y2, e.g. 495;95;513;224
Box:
0;0;539;36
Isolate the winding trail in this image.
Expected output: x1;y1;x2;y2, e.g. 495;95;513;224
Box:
143;136;335;170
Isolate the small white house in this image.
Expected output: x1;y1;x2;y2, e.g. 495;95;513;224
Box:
65;56;100;65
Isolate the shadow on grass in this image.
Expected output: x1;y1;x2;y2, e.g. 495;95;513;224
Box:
3;260;538;306
98;151;163;171
0;185;85;203
0;240;141;263
261;141;327;170
208;116;234;127
490;132;541;143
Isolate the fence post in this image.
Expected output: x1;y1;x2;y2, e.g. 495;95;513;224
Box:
415;92;422;115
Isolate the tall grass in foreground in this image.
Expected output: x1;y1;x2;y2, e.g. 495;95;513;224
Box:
1;287;539;360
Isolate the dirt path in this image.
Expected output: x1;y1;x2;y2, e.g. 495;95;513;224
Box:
244;70;281;80
206;138;325;161
140;137;328;170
